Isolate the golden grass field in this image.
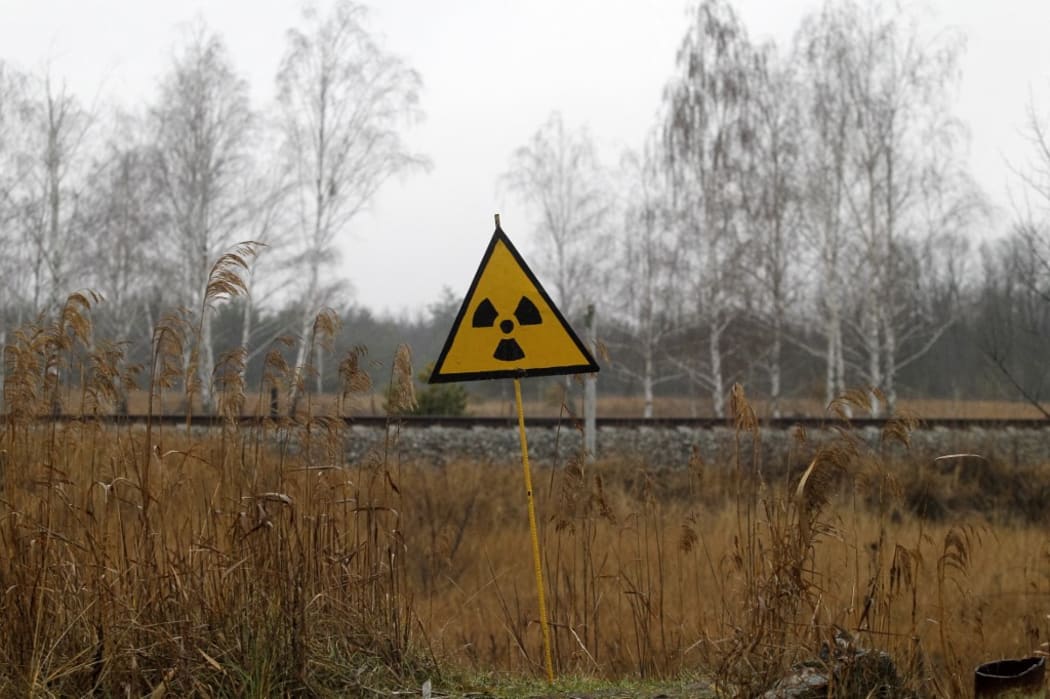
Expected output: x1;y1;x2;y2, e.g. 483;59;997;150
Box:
2;283;1049;696
4;372;1050;696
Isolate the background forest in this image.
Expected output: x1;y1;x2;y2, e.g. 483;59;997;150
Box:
0;0;1049;418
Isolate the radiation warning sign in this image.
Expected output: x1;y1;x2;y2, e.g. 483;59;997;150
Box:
428;224;599;383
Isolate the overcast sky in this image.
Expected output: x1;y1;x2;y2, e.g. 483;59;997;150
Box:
1;0;1049;316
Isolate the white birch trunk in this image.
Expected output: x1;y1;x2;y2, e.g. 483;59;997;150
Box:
825;314;837;408
198;309;214;410
770;302;783;418
710;321;724;418
882;307;897;413
642;348;655;419
833;320;846;401
865;301;881;417
290;303;313;414
289;257;320;414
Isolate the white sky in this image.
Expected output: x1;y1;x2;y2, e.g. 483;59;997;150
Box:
1;0;1049;315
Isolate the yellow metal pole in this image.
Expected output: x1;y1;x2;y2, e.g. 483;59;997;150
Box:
513;376;555;683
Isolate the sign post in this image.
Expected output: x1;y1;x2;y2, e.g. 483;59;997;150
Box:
513;375;554;682
429;214;600;683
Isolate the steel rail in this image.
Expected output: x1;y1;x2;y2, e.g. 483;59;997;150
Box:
7;414;1049;430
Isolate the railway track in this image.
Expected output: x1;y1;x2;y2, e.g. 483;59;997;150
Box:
16;414;1050;430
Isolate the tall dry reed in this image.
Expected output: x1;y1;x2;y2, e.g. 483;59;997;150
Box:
0;249;432;696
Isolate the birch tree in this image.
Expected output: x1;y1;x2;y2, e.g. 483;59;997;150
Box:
17;72;93;312
233;151;291;360
151;24;253;409
0;63;31;403
82;115;166;345
503;111;611;318
0;64;30;316
796;0;976;414
609;138;681;418
739;43;803;417
663;0;758;417
277;0;426;409
0;63;22;235
795;8;855;407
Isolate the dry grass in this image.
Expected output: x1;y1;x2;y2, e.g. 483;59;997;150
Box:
401;425;1050;697
0;265;1048;695
0;275;431;695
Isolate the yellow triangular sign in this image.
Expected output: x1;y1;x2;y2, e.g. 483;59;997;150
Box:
429;225;599;383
